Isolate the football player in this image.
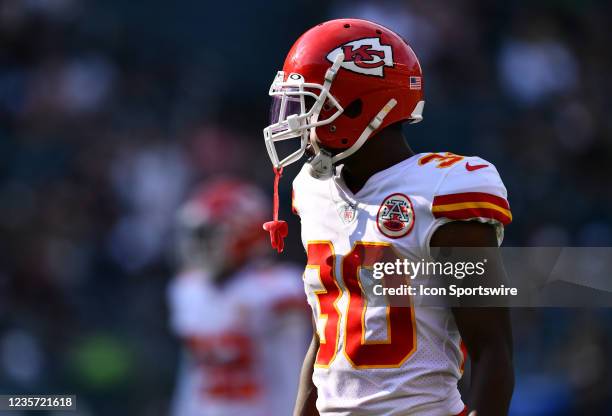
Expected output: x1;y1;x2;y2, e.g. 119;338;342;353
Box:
262;19;514;416
168;178;310;416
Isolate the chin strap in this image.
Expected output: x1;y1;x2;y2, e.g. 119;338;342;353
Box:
306;98;398;180
263;167;288;253
331;98;397;164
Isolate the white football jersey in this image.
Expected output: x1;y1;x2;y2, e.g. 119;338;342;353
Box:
292;152;511;416
168;261;309;416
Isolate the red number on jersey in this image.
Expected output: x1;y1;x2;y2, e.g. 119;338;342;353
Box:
418;152;464;168
307;242;342;367
187;333;259;399
307;241;416;368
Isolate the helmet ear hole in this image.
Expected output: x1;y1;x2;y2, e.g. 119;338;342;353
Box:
343;99;362;119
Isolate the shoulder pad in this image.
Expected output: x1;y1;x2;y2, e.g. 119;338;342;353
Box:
432;156;512;226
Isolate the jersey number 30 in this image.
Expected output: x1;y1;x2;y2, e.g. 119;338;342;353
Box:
307;241;416;369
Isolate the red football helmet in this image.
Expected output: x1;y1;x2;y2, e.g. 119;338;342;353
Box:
176;178;269;274
262;19;424;252
263;18;424;175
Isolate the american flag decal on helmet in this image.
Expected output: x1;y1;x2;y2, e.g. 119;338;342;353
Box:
409;76;421;90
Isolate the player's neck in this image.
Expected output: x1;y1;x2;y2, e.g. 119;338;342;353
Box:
340;127;415;194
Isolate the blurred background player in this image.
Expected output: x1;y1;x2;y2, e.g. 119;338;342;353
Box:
167;178;309;416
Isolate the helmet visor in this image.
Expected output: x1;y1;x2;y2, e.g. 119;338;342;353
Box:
269;87;304;127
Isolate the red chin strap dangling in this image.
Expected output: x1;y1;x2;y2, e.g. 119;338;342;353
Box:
263;167;288;253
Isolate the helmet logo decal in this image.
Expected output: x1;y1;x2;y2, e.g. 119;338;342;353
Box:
327;37;393;77
376;193;415;238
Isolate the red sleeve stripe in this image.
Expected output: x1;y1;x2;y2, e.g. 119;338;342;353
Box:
433;192;509;210
432;192;512;225
433;206;512;225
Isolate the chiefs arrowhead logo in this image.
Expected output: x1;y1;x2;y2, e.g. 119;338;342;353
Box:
327;38;393;77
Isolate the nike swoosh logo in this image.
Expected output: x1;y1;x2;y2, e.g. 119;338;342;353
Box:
465;162;489;171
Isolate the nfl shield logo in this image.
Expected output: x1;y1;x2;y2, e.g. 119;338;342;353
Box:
337;202;357;224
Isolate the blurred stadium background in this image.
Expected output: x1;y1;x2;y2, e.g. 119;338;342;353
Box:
1;0;611;414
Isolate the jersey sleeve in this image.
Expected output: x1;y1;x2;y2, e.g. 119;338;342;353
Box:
166;272;209;337
259;264;308;316
428;156;511;245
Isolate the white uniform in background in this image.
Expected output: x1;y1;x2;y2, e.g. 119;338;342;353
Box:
168;261;309;416
292;152;511;416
